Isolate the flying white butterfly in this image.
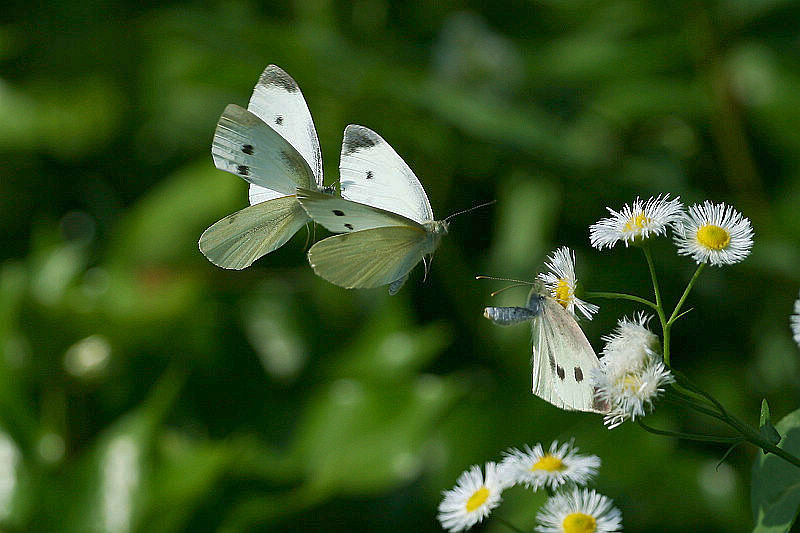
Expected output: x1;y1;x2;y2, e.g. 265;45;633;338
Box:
199;64;331;269
296;125;448;294
483;281;608;413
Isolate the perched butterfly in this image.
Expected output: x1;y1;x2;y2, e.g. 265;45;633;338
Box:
483;281;607;413
296;125;448;294
199;64;331;269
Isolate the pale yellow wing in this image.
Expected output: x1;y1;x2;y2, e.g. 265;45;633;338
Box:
307;226;429;289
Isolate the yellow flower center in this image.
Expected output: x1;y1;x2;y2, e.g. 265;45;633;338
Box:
696;224;730;250
554;278;572;309
618;373;641;393
562;512;597;533
530;454;565;472
465;487;489;512
623;212;651;233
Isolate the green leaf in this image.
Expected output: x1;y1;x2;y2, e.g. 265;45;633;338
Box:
760;399;782;450
751;406;800;532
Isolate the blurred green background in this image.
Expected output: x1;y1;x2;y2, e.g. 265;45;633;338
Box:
3;0;800;531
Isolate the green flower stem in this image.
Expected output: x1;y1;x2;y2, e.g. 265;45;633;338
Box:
664;391;727;421
674;371;800;469
583;291;658;310
642;245;671;364
668;263;706;325
496;516;527;533
637;420;742;444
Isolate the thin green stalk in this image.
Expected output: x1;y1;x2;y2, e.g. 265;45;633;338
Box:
584;291;658;310
495;517;527;533
663;392;726;421
668;263;706;325
637;420;741;444
641;245;671;364
674;371;800;469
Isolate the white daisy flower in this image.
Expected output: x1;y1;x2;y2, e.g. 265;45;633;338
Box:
437;462;506;532
593;359;674;429
537;246;599;320
500;440;600;491
674;201;754;266
600;312;661;378
792;291;800;348
535;487;622;533
590;194;683;250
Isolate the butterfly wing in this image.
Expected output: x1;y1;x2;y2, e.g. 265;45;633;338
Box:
296;188;422;233
339;125;434;224
212;104;315;195
532;297;605;413
246;65;323;203
199;195;308;270
306;226;429;289
248;65;323;185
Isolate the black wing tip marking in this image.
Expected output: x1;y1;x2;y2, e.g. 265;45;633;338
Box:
260;65;299;93
342;125;381;155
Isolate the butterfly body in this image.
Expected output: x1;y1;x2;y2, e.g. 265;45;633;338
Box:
484;287;606;414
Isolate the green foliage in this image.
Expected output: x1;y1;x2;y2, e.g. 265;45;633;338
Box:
752;408;800;533
760;399;782;449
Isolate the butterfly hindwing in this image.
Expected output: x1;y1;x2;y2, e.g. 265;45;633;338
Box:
212;104;315;195
199;195;309;270
339;125;434;224
532;298;604;413
306;226;429;289
296;188;422;234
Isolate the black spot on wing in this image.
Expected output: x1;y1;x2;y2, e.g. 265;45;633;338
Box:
333;210;345;216
344;223;354;230
574;367;583;382
260;65;299;92
556;365;565;380
366;170;373;179
275;115;284;125
237;165;249;176
342;126;380;155
241;144;254;155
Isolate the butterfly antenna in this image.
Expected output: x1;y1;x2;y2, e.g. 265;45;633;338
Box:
444;200;496;222
489;283;531;297
475;275;534;284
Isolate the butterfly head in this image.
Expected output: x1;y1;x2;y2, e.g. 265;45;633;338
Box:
432;220;449;235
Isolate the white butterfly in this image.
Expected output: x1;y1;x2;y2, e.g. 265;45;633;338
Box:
483;283;608;413
297;125;448;294
199;64;330;269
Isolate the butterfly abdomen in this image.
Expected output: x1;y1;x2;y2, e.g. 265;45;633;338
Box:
483;306;539;326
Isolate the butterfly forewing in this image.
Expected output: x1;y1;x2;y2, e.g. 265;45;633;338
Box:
339;125;434;224
212;104;315;195
199;196;308;269
306;226;429;289
248;65;323;187
296;188;422;234
532;298;604;413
